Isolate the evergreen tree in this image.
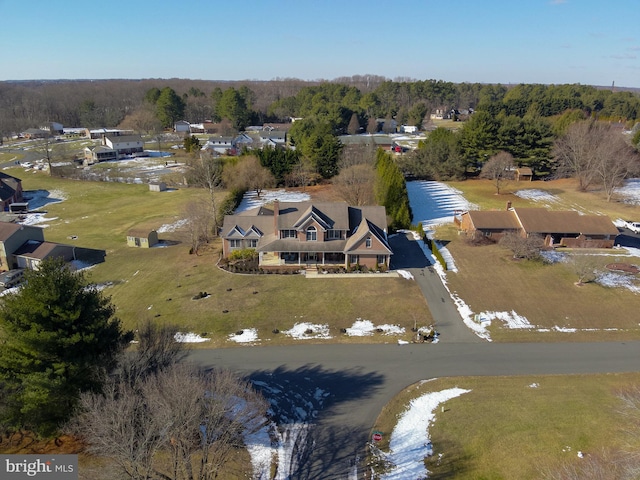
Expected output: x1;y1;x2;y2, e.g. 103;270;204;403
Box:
155;87;185;128
0;258;132;436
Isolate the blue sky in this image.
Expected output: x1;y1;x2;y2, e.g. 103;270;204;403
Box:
1;0;638;87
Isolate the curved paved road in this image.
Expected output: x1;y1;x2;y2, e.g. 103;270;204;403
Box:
190;341;640;479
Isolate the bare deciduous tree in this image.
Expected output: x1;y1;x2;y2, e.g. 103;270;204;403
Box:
284;157;317;189
338;143;376;170
333;164;376;206
184;199;212;255
74;363;268;480
498;232;543;260
553;120;639;197
480;151;514;195
187;154;224;234
118;104;162;134
223;155;275;198
567;254;600;286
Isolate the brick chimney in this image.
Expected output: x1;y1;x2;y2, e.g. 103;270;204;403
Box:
273;200;279;235
506;201;512;210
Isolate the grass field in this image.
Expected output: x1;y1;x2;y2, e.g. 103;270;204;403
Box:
434;178;640;342
371;372;640;479
5;168;432;346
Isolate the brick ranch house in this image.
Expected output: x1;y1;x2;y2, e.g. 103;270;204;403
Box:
221;201;392;270
458;205;619;248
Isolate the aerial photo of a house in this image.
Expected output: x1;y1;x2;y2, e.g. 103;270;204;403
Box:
221;200;392;270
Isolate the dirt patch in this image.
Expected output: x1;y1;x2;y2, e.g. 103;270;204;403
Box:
294;183;342;202
606;263;639;274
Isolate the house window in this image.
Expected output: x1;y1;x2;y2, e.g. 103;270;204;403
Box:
365;237;372;248
326;229;342;240
247;239;258;248
229;239;241;248
349;255;358;265
281;229;297;239
306;226;317;241
377;255;386;265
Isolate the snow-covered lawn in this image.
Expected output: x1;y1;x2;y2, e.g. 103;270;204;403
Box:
379;388;471;480
407;180;477;228
514;188;560;205
236;189;311;213
17;189;68;226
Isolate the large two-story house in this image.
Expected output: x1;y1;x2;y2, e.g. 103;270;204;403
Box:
221;201;392;270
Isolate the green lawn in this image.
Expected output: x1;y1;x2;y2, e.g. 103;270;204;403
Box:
371;373;640;479
8;168;432;346
435;178;640;342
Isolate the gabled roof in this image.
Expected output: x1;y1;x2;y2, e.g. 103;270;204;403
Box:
465;208;618;236
512;208;618;235
465;210;521;230
0;172;21;202
106;135;143;143
292;205;334;231
13;240;64;259
0;221;44;242
344;217;392;253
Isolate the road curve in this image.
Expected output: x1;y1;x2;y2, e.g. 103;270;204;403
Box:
189;341;640;479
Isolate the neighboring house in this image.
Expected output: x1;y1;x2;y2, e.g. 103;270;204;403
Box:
430;108;449;120
339;134;394;150
127;229;159;248
0;222;45;270
62;127;87;137
104;135;144;158
86;128;134;139
22;128;49;139
40;122;63;134
515;167;533;182
83;145;117;165
235;133;254;149
400;125;418;134
13;240;75;270
174;120;191;133
458;206;619;248
0;172;23;211
221;201;392;270
202;136;237;155
259;130;287;147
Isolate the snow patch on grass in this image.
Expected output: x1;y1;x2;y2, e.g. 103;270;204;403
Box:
345;319;405;337
174;332;211;343
228;328;259;343
282;322;332;339
236;189;311;213
380;388;471;480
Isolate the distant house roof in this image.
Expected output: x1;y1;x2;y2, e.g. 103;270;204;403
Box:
464;208;618;237
0;172;22;203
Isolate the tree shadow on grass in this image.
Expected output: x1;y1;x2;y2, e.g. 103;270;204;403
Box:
247;365;385;480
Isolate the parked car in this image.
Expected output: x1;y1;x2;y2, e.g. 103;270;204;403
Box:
0;269;24;288
626;221;640;234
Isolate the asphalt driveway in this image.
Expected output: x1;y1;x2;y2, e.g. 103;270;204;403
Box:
389;231;480;343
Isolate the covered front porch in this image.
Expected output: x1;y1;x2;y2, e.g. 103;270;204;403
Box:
259;251;346;267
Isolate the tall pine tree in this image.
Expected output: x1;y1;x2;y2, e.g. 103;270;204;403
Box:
0;258;132;436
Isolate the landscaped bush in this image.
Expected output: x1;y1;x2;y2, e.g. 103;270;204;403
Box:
229;248;257;261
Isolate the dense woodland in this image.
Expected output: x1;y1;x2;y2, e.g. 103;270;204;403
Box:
1;77;639;195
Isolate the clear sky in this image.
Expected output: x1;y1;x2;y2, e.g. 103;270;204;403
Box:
1;0;638;87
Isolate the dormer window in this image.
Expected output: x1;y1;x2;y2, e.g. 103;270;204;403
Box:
306;226;317;241
366;237;372;248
